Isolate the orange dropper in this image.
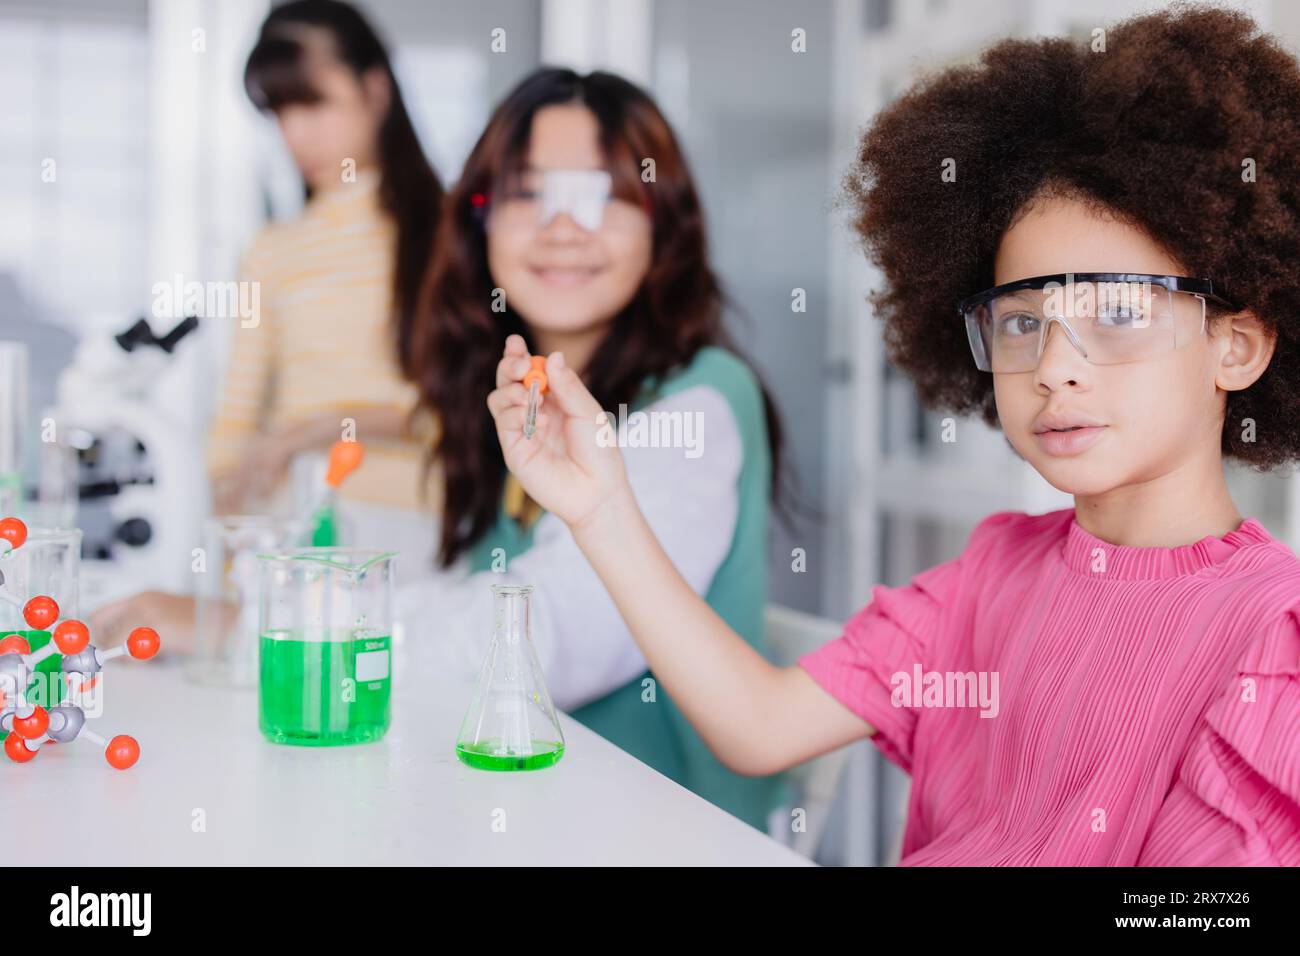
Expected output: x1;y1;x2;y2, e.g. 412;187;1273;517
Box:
522;356;548;439
312;440;365;546
326;439;365;487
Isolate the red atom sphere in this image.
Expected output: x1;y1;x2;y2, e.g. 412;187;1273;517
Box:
126;627;161;660
53;619;91;655
13;706;48;740
0;634;31;655
0;516;26;551
23;596;59;631
4;732;37;763
105;735;140;770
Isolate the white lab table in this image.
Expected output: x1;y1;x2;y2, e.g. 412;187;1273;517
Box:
4;650;809;866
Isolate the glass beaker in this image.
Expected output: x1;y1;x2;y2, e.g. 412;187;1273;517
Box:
0;526;80;709
188;515;309;689
34;437;79;531
0;342;28;518
257;547;395;746
456;584;565;771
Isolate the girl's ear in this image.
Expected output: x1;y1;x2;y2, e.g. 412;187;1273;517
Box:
1215;311;1276;392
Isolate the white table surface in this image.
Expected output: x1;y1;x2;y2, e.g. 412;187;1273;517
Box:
5;647;810;866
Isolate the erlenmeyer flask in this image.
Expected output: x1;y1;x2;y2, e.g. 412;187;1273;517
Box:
456;584;564;771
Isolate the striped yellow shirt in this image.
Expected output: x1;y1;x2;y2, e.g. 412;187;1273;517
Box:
207;170;440;514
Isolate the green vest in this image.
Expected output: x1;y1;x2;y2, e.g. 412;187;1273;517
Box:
468;346;786;830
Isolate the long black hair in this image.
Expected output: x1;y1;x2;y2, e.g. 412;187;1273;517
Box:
244;0;442;377
410;68;790;566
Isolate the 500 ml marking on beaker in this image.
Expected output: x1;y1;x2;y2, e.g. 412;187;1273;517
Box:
259;629;390;746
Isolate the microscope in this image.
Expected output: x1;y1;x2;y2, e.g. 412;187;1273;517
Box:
51;316;206;594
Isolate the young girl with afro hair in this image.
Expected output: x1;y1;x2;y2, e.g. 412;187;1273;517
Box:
483;5;1300;864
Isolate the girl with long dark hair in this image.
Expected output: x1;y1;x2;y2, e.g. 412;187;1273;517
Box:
93;0;443;647
401;68;787;831
208;0;442;519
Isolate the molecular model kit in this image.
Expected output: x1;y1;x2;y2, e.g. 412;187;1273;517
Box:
0;516;161;769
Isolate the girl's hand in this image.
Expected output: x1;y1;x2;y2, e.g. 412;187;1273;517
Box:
486;334;630;529
87;590;201;656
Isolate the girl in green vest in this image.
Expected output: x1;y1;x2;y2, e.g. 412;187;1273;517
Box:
401;68;788;830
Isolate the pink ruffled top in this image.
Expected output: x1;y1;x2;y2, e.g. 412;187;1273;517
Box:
800;509;1300;865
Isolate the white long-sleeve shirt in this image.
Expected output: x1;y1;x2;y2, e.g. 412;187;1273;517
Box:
396;384;742;711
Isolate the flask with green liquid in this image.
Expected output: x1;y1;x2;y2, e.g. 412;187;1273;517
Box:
456;584;565;771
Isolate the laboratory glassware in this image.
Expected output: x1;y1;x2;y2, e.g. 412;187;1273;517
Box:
0;342;28;517
456;584;564;770
188;515;309;689
258;547;395;746
0;526;80;708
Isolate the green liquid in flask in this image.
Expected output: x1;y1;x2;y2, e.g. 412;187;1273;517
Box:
456;739;564;771
259;629;391;746
455;584;565;772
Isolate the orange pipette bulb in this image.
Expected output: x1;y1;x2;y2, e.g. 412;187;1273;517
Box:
325;440;365;487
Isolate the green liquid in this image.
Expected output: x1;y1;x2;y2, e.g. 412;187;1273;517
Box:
259;629;391;746
456;740;565;771
310;505;337;547
0;629;65;708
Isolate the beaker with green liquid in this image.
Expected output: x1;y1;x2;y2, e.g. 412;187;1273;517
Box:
456;584;565;771
0;526;80;709
257;547;395;746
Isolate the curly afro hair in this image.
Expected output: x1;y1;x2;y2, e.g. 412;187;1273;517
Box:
844;3;1300;468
